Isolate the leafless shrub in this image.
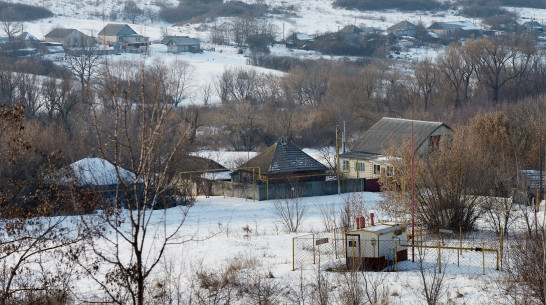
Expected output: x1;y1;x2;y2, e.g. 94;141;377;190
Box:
273;197;307;233
336;270;364;305
503;227;546;305
243;271;282;305
417;246;446;305
317;201;339;231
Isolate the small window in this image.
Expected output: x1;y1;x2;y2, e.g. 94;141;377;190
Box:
387;166;394;177
348;240;357;247
342;160;349;171
374;164;381;175
355;162;365;172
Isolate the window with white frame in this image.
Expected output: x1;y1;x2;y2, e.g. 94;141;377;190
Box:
373;164;381;175
342;160;349;170
355;162;365;172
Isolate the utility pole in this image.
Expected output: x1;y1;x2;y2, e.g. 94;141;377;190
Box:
336;126;341;195
411;121;415;263
537;133;544;205
342;121;346;154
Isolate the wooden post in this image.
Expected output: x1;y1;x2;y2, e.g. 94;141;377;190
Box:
499;211;503;271
438;241;441;274
292;237;295;271
496;249;499;271
482;242;485;275
334;228;338;259
459;226;462;255
352;237;355;270
420;225;423;253
313;234;316;264
266;179;269;200
342;228;345;255
395;242;398;272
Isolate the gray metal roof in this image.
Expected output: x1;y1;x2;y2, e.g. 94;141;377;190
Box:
45;28;78;39
239;141;328;176
97;24;136;36
165;36;200;46
339;152;377;159
353;117;452;155
388;21;416;31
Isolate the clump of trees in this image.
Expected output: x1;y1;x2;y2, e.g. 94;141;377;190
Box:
159;0;268;24
0;1;52;21
380;111;529;232
333;0;447;11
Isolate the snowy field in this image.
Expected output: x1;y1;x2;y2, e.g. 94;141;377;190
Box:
16;0;546;106
68;191;508;304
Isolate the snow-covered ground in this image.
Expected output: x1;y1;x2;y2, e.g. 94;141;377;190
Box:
68;191;507;303
17;0;546;107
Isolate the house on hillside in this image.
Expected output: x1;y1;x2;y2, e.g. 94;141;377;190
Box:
523;21;543;33
387;21;417;37
44;28;95;48
231;140;328;185
285;32;314;49
16;32;41;47
427;21;482;40
97;23;149;53
50;157;142;208
339;118;453;190
163;36;200;53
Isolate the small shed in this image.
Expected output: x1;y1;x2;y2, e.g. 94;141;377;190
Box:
346;221;407;271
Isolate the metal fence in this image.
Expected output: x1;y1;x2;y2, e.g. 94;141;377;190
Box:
292;227;500;275
292;228;345;271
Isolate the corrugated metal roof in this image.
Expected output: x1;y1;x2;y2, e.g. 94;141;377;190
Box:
239;141;328;176
387;21;416;31
98;24;136;36
353;117;452;155
45;28;77;39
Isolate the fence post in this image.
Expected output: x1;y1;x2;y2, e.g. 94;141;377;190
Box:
420;225;423;253
313;234;316;264
438;241;441;274
334;228;338;259
496;249;499;270
482;242;485;275
292;237;295;271
395;241;398;272
499;210;503;271
342;228;345;255
459;226;462;255
352;237;355;270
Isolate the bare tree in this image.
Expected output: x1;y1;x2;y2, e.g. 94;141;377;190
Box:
0;105;85;304
65;35;101;95
0;7;23;41
470;38;519;103
273;197;307;233
417;246;446;305
75;59;196;305
413;58;438;111
437;44;475;108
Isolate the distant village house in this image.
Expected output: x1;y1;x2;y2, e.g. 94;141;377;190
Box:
97;23;149;53
162;36;201;53
44;28;95;48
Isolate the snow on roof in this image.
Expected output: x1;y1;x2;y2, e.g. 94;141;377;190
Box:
296;33;313;41
431;21;480;31
47;45;64;53
68;158;137;186
427;31;440;38
200;170;233;180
